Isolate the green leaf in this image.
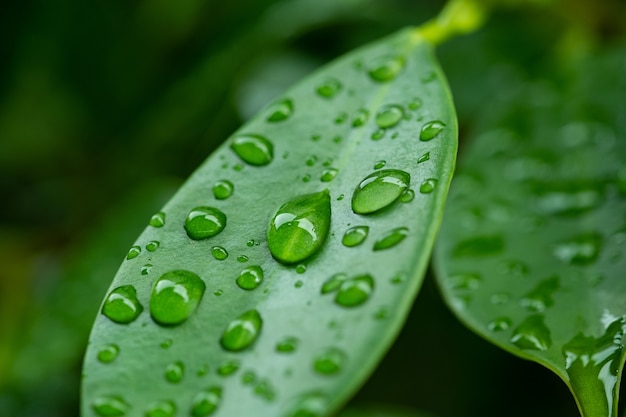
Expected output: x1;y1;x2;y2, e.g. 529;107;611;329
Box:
338;405;439;417
434;83;626;415
82;27;457;417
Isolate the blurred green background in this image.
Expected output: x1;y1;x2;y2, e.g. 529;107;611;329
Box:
0;0;624;416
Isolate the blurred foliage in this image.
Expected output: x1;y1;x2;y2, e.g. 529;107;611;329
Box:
0;0;623;416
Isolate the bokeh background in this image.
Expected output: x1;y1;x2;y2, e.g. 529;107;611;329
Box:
0;0;624;416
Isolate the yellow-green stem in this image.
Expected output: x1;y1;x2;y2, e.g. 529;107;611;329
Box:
414;0;490;45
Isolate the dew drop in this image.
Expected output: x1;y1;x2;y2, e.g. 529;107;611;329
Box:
341;226;369;247
92;395;129;417
351;169;410;214
321;273;347;294
237;255;249;263
420;121;445;141
102;285;143;324
267;190;331;264
313;347;347;375
184;207;227;240
520;276;560;312
371;129;385;140
149;212;166;228
150;270;206;326
367;55;405;82
552;233;602;265
510;314;551;351
212;180;234;200
421;71;436;83
126;246;141;260
241;370;256;385
276;336;299;353
334;112;348;124
373;227;409;251
408;98;422;110
284;392;328;417
320;168;338;183
296;264;307;274
230;134;274;166
335;274;374;307
419;179;438;194
220;309;263;352
374;160;386;170
145;400;176;417
488;317;512;332
417;152;430;163
266;98;294;122
146;240;160;252
534;183;603;216
315;78;342;98
400;189;415;203
97;344;119;363
448;273;481;290
217;359;240;376
164;361;184;384
213;289;223;296
160;339;173;349
302;174;311;183
295;280;303;288
254;379;276;401
351;109;369;127
236;266;264;290
375;105;404;129
305;155;317;166
211;246;228;260
190;387;222;417
246;239;255;247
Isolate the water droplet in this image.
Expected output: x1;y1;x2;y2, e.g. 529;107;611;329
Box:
233;163;243;171
313;347;347;375
320;168;338;183
254;379;276;401
241;370;256;385
421;71;436;83
420;121;445;141
511;314;551;350
490;292;510;305
149;212;166;228
246;239;255;247
145;400;176;417
184;207;227;240
295;280;303;288
217;359;240;376
520;276;560;312
351;109;369;127
321;273;347;294
390;272;406;284
351;169;410;214
408;98;422;110
266;98;294;122
367;55;405;82
553;233;602;265
315;78;342;98
301;174;311;183
373;227;409;251
417;152;430;163
400;189;415;203
214;289;223;296
499;260;529;278
305;155;317;166
334;112;347;124
237;255;249;263
190;387;222;417
322;158;333;167
371;129;385;140
212;180;234;200
534;183;603;216
448;273;481;290
374;306;389;320
146;240;160;252
197;365;209;377
126;246;141;260
164;361;184;384
335;274;374;307
220;309;263;352
267;190;331;264
337;194;344;201
453;235;504;257
419;179;438;194
160;339;173;349
284;392;328;417
488;317;512;332
342;226;369;247
97;344;119;363
92;396;129;417
332;135;342;144
230;134;274;166
311;134;321;142
102;285;143;324
150;270;206;326
375;105;404;129
296;264;307;274
374;160;386;170
236;266;264;290
211;246;228;260
276;336;299;353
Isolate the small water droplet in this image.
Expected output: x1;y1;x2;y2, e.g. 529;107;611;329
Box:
146;240;160;252
334;112;347;124
197;365;209;377
267;190;331;264
254;379;276;401
276;336;299;353
488;317;512;332
126;246;141;260
149;212;166;228
375;105;404;129
400;189;415;203
92;396;129;417
373;306;389;320
150;270;206;326
305;155;317;166
371;129;385;140
214;289;223;296
266;98;294;122
241;370;256;385
302;174;311;183
184;207;227;240
212;180;234;200
511;314;551;351
236;266;264;290
284;392;328;417
190;387;222;417
417;152;430;163
334;274;374;307
420;121;445;141
374;160;386;170
97;344;119;363
332;135;342;144
164;361;184;384
220;310;263;352
296;264;307;274
233;163;244;171
313;347;347;375
211;246;228;260
311;134;321;142
316;78;342;98
490;292;510;305
141;264;152;275
352;169;410;214
368;55;405;82
322;158;333;167
391;272;406;284
553;233;602;265
337;194;344;201
321;273;347;294
160;339;173;349
295;280;304;288
230;134;274;166
102;285;143;324
341;226;369;247
217;360;240;376
520;276;560;312
373;227;409;251
419;179;438;194
352;109;369;127
145;400;176;417
246;239;255;247
421;71;436;83
408;98;422;110
448;273;481;290
320;168;338;183
237;255;249;263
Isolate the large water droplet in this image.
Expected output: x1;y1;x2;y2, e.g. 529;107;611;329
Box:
150;270;206;326
191;387;222;417
315;78;342;98
283;392;328;417
342;226;369;247
351;169;410;214
511;314;551;351
149;212;166;228
126;246;141;260
351;109;369;127
164;361;184;384
335;274;375;307
267;190;331;264
520;276;560;312
97;344;120;363
145;400;176;417
184;207;227;240
266;98;294;122
146;240;160;252
92;396;129;417
373;227;408;251
220;309;263;352
420;121;445;141
367;55;405;82
553;233;602;265
236;266;264;290
212;180;234;200
313;347;347;375
230;134;274;166
375;105;404;129
102;285;143;324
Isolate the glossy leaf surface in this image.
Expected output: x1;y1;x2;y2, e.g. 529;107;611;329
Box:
82;27;457;417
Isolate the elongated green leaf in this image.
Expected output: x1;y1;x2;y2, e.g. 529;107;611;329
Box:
82;27;457;417
434;80;626;415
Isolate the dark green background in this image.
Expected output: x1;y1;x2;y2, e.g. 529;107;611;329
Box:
0;0;624;416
